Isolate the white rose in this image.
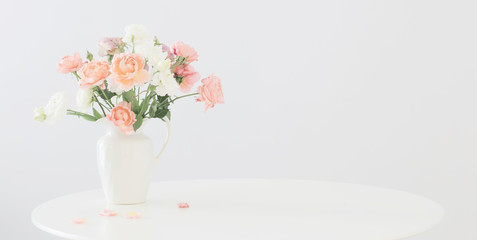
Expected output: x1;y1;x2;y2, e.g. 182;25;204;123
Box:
123;24;151;44
149;47;168;70
135;42;168;70
76;88;93;112
44;92;68;124
33;106;46;122
134;41;152;56
152;71;179;96
156;59;172;73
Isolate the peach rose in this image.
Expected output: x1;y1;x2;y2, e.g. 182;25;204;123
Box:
57;52;83;73
107;101;137;135
175;64;200;93
196;74;224;111
109;53;150;92
171;41;198;62
78;60;110;88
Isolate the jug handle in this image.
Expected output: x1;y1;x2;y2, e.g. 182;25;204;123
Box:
154;117;171;164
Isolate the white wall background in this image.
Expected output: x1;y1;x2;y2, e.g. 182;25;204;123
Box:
1;0;476;239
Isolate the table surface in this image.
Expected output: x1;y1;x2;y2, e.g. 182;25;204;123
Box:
32;179;444;240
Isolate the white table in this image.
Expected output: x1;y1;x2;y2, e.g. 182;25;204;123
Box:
32;179;443;240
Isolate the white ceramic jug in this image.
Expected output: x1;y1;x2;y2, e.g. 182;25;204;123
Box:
97;118;170;204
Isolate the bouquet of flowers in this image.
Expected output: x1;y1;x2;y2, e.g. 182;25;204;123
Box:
34;24;224;135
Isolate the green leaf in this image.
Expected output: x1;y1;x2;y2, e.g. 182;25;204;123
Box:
81;114;99;121
155;109;169;119
86;50;93;61
149;99;158;117
122;90;139;111
157;94;168;102
122;90;135;102
158;111;171;122
148;84;156;92
96;87;116;101
139;95;150;116
93;108;103;118
133;116;143;131
156;95;170;109
176;76;183;84
132;100;140;113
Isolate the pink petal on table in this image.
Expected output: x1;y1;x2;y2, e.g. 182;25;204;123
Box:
73;218;86;224
126;211;140;219
178;202;190;208
99;209;118;217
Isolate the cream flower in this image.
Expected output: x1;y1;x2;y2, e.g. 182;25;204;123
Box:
44;92;68;124
76;88;93;112
123;24;151;44
151;70;179;96
156;59;172;72
135;42;168;70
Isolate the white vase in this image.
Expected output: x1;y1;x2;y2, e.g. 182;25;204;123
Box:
97;118;170;205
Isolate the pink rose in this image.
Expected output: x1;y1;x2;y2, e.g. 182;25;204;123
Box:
98;37;123;57
109;53;150;92
57;52;83;74
196;74;224;111
175;64;200;93
107;101;137;135
78;60;110;88
171;41;198;62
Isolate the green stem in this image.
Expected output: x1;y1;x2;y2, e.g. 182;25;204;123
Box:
99;88;114;108
93;94;107;116
170;56;186;72
72;71;80;80
66;109;97;120
67;109;87;115
132;37;135;53
134;90;148;98
141;91;152;118
145;89;154;100
170;93;199;104
156;93;198;109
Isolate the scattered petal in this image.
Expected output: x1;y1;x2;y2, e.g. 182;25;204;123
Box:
178;202;190;208
99;209;118;217
73;218;86;224
126;211;140;219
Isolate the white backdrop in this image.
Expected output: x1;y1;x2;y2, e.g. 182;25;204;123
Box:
1;0;476;239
